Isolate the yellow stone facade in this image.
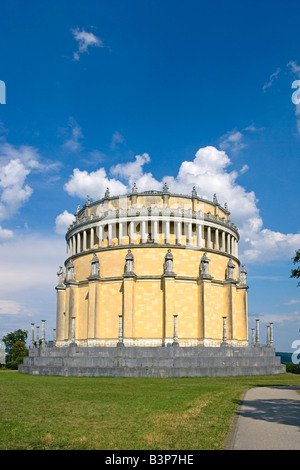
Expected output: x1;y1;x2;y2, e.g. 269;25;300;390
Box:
55;187;249;347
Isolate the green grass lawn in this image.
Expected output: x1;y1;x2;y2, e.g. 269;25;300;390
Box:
1;370;300;450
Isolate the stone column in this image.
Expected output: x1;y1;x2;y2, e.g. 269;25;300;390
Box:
215;228;219;250
222;231;226;252
36;326;40;347
77;232;81;253
141;220;146;244
165;220;170;244
71;317;76;343
30;323;35;348
90;227;94;249
53;329;56;345
98;225;103;249
221;316;228;346
72;235;76;255
176;221;181;245
129;221;134;244
251;328;255;347
207;226;211;249
108;223;112;246
172;315;179;346
266;325;270;347
117;315;124;346
255;319;260;346
227;233;231;254
186;222;192;246
41;320;46;345
153;219;158;244
270;322;273;347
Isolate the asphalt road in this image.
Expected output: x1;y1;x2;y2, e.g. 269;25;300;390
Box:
230;386;300;450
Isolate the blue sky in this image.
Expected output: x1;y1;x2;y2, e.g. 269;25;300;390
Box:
0;0;300;351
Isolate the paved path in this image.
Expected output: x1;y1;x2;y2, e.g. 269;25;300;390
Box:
230;386;300;450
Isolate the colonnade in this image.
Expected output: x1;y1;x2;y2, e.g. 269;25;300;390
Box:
67;218;239;258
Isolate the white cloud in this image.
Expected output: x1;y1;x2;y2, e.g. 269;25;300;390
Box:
63;145;300;264
110;131;125;150
55;210;75;235
62;117;83;153
0;226;14;240
262;67;281;92
0;300;23;315
284;299;300;305
72;27;103;61
64;167;127;200
0;141;59;225
219;130;246;153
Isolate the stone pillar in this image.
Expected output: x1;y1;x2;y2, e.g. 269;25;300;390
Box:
251;328;255;347
36;326;40;347
141;220;146;244
176;221;181;245
255;319;260;346
215;228;219;250
227;233;231;254
41;320;46;345
108;223;112;246
53;329;56;345
90;227;94;249
153;219;158;243
71;316;76;343
270;322;274;347
117;315;124;346
30;323;35;349
77;232;81;253
172;315;179;346
129;221;134;244
98;225;103;249
72;235;76;255
207;226;211;249
221;316;228;346
266;325;270;347
186;222;192;246
222;231;226;252
165;220;170;244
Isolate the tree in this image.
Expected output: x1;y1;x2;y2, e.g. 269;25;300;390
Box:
2;329;28;368
291;249;300;288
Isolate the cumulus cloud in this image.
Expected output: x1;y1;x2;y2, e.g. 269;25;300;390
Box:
63;145;300;264
55;210;75;235
72;27;103;61
0;140;60;239
64;167;127;200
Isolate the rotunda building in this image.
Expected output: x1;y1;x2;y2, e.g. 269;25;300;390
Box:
55;184;249;348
